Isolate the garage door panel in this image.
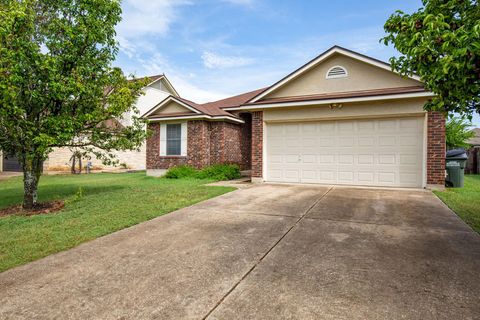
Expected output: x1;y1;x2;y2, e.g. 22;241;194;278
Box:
266;117;424;188
378;119;398;131
302;154;317;163
378;136;396;146
338;154;354;164
285;154;300;163
358;136;376;146
358;172;375;183
318;137;335;147
377;172;396;184
358;154;375;165
378;154;397;165
338;171;355;183
338;136;355;147
318;122;335;132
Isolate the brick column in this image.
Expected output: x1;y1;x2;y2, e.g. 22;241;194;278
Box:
427;112;446;186
251;111;263;181
146;123;160;170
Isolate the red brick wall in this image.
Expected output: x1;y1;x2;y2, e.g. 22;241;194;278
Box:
251;111;263;178
146;120;248;171
239;113;252;169
187;121;210;168
209;122;224;164
147;123;186;169
427;112;446;185
223;122;244;165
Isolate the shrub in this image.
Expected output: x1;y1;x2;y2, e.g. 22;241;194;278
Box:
196;164;241;181
164;165;197;179
163;164;241;181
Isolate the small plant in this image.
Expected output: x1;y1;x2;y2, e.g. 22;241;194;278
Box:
164;164;241;181
164;165;197;179
197;164;241;181
65;187;84;205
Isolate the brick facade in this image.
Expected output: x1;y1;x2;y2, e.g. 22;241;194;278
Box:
427;111;446;185
251;111;263;178
146;118;251;171
240;113;252;169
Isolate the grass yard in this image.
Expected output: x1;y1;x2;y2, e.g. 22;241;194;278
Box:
434;175;480;234
0;172;235;272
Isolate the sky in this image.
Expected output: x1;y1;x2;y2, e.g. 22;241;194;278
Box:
114;0;480;127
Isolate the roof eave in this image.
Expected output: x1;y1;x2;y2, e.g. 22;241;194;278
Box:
224;91;435;111
147;114;245;124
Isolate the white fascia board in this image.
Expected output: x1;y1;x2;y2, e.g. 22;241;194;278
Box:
225;91;435;111
249;47;422;103
148;115;245;124
141;96;201;118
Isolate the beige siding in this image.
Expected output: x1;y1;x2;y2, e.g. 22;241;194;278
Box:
44;144;146;172
265;53;422;99
263;98;428;123
150;101;195;117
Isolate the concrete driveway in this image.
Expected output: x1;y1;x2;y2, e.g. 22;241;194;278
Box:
1;184;479;320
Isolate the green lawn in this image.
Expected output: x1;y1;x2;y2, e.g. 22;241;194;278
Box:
0;172;234;272
434;175;480;234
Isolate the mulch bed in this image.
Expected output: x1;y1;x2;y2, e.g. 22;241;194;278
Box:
0;201;65;217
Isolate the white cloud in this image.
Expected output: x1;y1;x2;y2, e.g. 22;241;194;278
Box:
201;51;254;69
117;0;191;39
223;0;255;6
117;36;137;58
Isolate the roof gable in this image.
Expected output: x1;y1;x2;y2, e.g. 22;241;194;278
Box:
249;46;422;103
143;96;201;118
146;75;179;97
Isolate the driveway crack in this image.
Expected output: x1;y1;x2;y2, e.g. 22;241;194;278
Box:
201;186;334;320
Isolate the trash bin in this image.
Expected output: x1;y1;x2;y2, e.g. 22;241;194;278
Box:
445;149;468;188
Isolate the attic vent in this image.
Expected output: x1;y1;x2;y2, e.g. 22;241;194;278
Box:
326;66;348;79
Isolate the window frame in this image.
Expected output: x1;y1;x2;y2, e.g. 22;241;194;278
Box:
165;123;182;156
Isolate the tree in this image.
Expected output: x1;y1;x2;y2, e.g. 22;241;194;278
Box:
445;117;476;149
0;0;148;209
383;0;480;118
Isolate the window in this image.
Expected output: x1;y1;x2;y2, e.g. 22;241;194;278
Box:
160;122;186;156
326;66;348;79
166;123;182;155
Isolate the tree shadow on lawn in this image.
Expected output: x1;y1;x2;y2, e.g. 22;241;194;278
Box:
0;184;126;210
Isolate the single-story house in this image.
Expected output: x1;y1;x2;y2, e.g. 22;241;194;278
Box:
143;45;446;188
0;74;178;173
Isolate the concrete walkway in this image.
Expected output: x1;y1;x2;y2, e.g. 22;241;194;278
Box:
0;184;479;320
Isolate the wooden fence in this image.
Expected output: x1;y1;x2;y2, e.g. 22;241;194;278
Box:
465;147;480;174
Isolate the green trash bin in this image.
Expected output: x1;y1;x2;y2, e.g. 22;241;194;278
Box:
445;149;468;188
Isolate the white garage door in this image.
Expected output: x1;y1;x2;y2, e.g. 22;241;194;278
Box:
266;117;425;188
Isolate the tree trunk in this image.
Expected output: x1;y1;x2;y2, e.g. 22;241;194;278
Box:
22;157;43;209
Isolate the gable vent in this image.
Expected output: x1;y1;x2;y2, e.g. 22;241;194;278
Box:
326;66;348;79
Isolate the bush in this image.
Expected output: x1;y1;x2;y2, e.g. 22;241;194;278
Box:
164;165;197;179
196;164;241;181
163;164;241;181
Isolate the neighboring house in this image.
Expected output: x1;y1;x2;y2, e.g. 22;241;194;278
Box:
465;128;480;174
0;74;178;174
0;152;21;172
43;74;178;172
143;46;446;189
